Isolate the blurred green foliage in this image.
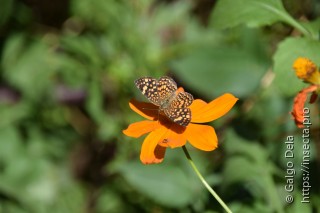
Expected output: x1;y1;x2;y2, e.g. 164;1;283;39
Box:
0;0;319;212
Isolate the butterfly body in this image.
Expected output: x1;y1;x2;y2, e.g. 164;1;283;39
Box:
159;92;175;109
135;76;193;126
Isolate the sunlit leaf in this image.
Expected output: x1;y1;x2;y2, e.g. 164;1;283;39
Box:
172;44;269;98
120;161;194;207
210;0;289;29
273;37;320;96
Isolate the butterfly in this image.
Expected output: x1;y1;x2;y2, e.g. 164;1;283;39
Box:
135;76;193;126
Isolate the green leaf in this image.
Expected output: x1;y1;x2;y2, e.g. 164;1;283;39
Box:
47;182;86;213
0;127;23;163
86;80;104;122
286;193;312;213
223;156;259;185
228;201;271;213
210;0;287;29
60;36;104;67
119;157;201;208
0;0;14;27
273;37;320;96
2;34;57;100
171;42;269;98
223;130;284;212
0;102;31;129
311;195;320;212
96;187;126;213
224;130;268;165
302;18;320;40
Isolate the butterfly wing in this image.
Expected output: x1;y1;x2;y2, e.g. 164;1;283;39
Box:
164;107;192;126
169;92;193;108
157;76;177;103
135;76;192;126
164;92;193;126
134;77;161;105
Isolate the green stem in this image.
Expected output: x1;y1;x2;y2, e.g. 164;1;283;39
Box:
182;146;233;213
257;2;313;38
281;13;312;38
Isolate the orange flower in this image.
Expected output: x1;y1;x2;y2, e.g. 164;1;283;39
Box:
293;57;320;85
291;57;319;128
291;85;318;128
123;92;238;164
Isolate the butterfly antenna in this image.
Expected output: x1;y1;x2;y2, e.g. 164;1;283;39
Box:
141;107;159;111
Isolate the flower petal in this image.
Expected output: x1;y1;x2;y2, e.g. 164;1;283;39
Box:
123;120;160;138
158;124;187;148
140;126;168;164
184;124;218;151
153;145;167;163
191;93;238;123
189;99;207;115
291;85;318;128
129;99;159;120
177;87;184;93
310;93;318;104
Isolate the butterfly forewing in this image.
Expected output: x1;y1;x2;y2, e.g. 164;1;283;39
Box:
134;77;161;105
157;76;177;103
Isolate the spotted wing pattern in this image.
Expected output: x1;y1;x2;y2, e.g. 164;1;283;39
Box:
164;92;193;126
169;92;193;108
134;77;160;105
164;107;191;126
135;76;193;126
157;76;177;103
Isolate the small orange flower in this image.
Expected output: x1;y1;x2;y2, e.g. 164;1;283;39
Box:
123;92;238;164
291;85;318;128
293;57;320;85
291;57;319;128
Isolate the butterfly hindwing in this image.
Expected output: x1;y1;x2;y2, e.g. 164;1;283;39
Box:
169;92;193;108
135;76;193;126
164;107;191;126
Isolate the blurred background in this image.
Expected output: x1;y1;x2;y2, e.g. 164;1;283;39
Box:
0;0;319;212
